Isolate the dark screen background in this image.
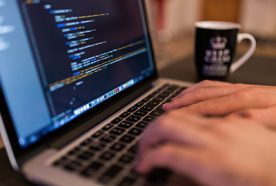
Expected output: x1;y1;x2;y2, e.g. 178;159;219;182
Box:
22;0;154;116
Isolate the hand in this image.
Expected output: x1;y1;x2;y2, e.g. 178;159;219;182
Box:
230;106;276;131
137;110;276;186
163;80;276;116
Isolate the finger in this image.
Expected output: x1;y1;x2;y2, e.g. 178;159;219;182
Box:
179;81;249;98
136;144;204;174
182;91;273;116
230;106;276;130
138;111;212;157
163;85;249;111
183;80;233;94
178;82;248;98
136;144;217;186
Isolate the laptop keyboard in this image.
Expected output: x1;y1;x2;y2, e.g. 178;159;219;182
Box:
52;84;185;186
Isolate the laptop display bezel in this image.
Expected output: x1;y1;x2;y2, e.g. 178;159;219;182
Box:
0;0;158;167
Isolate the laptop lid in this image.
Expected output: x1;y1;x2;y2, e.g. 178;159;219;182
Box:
0;0;157;167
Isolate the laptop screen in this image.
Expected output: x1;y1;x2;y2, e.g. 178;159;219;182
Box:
0;0;155;148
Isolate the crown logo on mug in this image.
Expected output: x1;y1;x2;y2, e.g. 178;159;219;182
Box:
210;36;228;50
195;21;256;80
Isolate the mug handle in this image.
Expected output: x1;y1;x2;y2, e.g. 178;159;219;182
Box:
230;33;257;73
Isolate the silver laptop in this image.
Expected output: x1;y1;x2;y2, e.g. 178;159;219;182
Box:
0;0;192;185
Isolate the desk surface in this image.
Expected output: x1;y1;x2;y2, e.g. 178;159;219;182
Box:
160;54;276;86
1;54;276;185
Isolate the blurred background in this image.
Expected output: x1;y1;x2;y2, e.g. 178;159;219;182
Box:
145;0;276;69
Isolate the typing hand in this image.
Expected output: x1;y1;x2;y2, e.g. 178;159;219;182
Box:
163;80;276;116
137;110;276;186
229;106;276;131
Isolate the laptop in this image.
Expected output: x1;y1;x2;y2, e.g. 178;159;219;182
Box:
0;0;193;185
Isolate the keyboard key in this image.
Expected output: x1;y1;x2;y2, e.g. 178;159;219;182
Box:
77;151;94;161
164;98;173;104
158;93;170;99
64;161;82;172
111;117;122;124
67;147;81;156
120;111;131;118
80;161;103;178
91;130;104;139
156;106;165;112
98;165;123;184
117;176;137;186
126;115;141;123
169;93;177;99
127;105;139;112
155;87;164;93
102;124;114;131
160;90;172;96
148;100;160;107
141;105;154;112
149;110;163;117
99;151;115;161
171;93;179;99
100;135;116;143
148;93;157;99
89;143;105;151
129;128;143;136
120;135;135;143
111;143;126;151
134;101;144;107
80;138;93;147
133;110;147;117
167;85;179;91
110;127;126;136
128;144;138;154
151;98;163;104
163;89;174;94
138;108;149;115
136;121;148;129
119;154;135;164
143;116;156;123
141;97;150;103
173;90;181;96
153;96;164;103
118;121;133;129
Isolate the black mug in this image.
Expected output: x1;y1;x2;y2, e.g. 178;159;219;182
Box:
195;21;256;80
